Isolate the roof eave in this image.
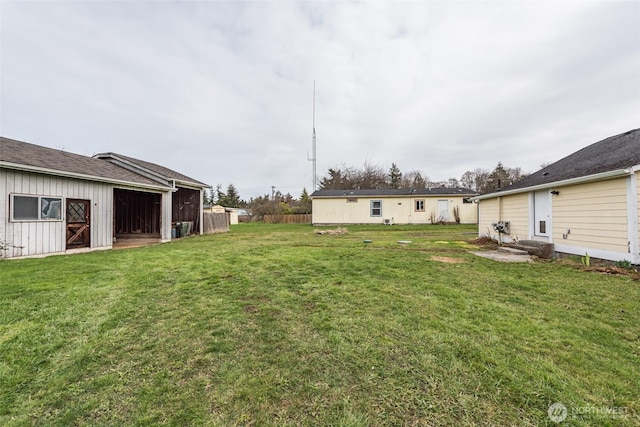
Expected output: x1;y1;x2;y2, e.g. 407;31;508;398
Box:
471;168;633;201
1;161;174;192
95;153;209;188
94;153;170;185
311;192;476;199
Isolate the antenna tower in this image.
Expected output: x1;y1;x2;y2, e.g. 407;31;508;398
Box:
307;81;317;191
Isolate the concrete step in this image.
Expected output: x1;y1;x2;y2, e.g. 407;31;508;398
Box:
512;240;555;259
498;247;529;256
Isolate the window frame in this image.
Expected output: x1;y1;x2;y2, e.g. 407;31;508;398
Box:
10;194;63;222
370;200;382;217
415;199;425;212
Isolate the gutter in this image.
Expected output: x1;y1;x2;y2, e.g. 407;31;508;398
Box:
471;168;632;201
0;161;174;192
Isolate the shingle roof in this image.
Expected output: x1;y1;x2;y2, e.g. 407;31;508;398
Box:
0;137;166;188
94;152;208;187
490;128;640;195
311;187;477;197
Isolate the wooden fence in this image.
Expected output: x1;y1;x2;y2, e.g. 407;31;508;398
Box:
263;214;312;224
203;212;230;234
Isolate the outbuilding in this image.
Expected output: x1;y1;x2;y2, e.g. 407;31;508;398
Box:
1;137;208;259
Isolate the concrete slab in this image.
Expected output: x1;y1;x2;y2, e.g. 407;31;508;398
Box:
469;250;534;263
498;247;529;256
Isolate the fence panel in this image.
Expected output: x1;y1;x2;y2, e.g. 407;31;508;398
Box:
263;214;312;224
203;212;230;233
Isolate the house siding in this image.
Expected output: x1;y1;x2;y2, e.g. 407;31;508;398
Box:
637;171;640;245
1;169;114;258
478;198;499;237
312;196;476;225
552;177;628;253
500;193;530;241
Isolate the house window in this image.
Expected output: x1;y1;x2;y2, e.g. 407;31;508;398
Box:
347;197;358;203
11;194;63;221
415;199;425;212
370;200;382;217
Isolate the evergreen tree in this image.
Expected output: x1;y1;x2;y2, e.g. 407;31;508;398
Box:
297;188;312;214
388;163;402;189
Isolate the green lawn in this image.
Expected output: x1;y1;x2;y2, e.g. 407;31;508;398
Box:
1;224;638;426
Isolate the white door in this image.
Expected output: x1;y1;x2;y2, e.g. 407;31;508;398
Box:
534;190;550;237
437;200;449;222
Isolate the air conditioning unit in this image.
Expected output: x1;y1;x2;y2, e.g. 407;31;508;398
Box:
492;221;510;234
383;218;393;225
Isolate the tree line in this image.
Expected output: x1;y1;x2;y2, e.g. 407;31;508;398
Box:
204;184;312;219
319;161;527;194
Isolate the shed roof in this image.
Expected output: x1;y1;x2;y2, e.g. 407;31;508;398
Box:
94;152;208;187
311;187;476;198
0;137;167;188
482;128;640;197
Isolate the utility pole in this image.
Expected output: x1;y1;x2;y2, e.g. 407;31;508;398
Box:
271;186;276;201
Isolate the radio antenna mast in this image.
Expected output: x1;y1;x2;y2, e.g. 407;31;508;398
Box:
307;81;317;191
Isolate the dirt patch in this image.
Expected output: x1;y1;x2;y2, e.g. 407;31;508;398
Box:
243;305;259;313
469;236;499;249
431;256;465;264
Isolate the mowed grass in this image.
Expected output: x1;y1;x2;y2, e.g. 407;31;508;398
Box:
1;223;638;426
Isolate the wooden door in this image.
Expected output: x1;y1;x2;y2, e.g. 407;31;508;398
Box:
66;199;91;249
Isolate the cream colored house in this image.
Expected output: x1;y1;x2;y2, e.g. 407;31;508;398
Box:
311;188;477;225
474;128;640;264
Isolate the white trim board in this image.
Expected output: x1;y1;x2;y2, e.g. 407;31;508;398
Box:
554;243;638;264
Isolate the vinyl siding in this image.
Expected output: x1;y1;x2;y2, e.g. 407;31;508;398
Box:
500;193;530;241
637;171;640;244
478;198;499;236
552;178;628;253
1;169;114;258
312;196;477;225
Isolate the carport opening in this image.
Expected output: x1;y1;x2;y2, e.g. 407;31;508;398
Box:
114;188;161;243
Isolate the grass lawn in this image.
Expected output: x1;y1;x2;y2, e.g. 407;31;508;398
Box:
1;223;639;426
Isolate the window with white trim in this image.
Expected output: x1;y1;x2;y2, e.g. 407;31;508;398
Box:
11;194;63;221
415;199;425;212
370;200;382;217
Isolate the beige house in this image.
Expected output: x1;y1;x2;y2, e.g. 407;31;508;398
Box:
474;128;640;264
311;188;477;225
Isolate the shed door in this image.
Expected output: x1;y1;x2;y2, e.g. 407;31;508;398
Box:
66;199;91;249
533;191;550;237
437;200;449;222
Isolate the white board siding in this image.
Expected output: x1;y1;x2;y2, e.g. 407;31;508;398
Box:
312;196;477;225
1;169;113;258
552;177;628;253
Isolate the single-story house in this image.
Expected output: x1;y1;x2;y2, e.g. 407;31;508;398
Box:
311;188;478;225
1;137;208;259
474;128;640;264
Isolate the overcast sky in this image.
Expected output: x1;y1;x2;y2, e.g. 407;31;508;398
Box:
1;1;639;199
